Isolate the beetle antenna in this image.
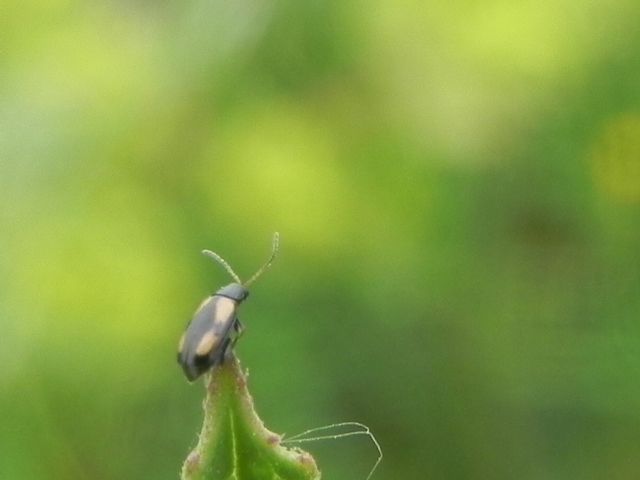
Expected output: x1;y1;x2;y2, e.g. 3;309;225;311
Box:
244;232;280;287
202;249;242;284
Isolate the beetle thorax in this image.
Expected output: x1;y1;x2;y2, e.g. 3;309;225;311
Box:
215;282;249;302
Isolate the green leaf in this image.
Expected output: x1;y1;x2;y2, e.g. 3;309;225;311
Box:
181;355;321;480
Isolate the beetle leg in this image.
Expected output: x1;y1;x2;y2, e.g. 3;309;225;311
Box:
234;318;245;337
220;317;244;364
229;319;243;350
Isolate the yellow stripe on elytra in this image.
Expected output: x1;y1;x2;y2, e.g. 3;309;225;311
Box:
213;297;235;327
195;331;220;356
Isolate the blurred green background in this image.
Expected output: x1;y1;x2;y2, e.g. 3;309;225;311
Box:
2;1;640;479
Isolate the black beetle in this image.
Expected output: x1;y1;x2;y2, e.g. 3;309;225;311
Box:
177;233;279;381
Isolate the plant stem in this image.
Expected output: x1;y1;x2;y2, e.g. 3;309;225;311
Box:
181;355;320;480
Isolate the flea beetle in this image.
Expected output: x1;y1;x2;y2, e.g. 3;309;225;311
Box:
177;233;280;381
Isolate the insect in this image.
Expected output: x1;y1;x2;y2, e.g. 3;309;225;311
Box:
177;233;280;381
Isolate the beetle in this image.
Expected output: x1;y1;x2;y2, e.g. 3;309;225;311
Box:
177;233;280;381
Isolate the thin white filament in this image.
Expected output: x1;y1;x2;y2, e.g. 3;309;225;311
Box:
282;422;382;480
